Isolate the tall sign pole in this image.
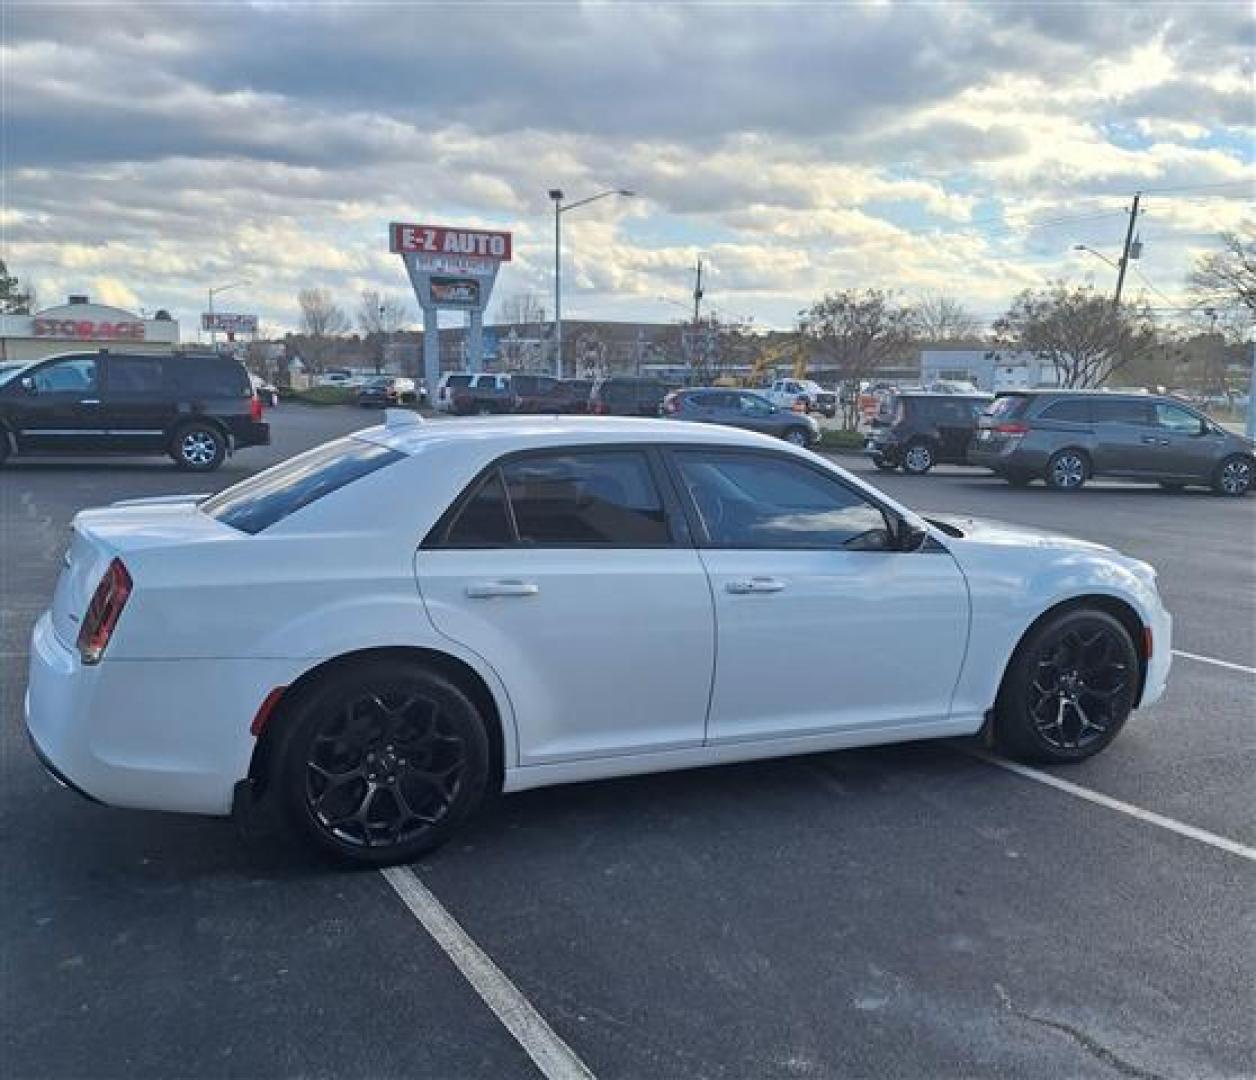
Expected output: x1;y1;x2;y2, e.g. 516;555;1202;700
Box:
391;222;512;397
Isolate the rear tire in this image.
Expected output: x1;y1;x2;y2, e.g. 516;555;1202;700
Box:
1045;449;1088;490
1212;455;1252;497
996;608;1137;764
901;440;935;475
170;422;226;471
275;660;490;866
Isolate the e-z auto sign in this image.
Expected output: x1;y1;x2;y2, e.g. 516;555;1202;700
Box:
389;224;512;261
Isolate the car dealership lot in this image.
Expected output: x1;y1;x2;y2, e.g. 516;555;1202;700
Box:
2;406;1252;1079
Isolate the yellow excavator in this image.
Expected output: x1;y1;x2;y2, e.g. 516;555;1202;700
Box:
747;335;808;387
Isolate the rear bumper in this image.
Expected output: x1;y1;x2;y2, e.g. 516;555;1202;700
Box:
24;611;299;816
230;420;270;449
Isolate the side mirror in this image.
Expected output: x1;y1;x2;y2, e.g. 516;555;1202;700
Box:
895;518;929;552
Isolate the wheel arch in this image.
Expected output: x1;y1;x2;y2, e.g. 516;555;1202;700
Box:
997;593;1150;711
245;645;507;801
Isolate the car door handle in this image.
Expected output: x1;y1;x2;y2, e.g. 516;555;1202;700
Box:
1140;435;1169;445
465;580;540;599
80;399;100;406
725;577;786;594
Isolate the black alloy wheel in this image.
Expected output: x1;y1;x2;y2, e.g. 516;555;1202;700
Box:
278;661;490;864
997;610;1136;762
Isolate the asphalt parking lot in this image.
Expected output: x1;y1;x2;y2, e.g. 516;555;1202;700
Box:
2;405;1252;1080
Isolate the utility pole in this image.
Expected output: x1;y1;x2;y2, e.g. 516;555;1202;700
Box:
692;258;703;325
551;191;563;378
1114;192;1141;305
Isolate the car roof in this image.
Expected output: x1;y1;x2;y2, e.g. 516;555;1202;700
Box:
895;390;991;399
356;415;784;456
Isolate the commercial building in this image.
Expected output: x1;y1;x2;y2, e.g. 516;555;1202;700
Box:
920;348;1061;393
0;295;180;364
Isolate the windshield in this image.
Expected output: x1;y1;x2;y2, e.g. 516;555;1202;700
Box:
0;361;34;386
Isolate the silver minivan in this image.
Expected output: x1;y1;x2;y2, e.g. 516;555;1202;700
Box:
969;390;1253;496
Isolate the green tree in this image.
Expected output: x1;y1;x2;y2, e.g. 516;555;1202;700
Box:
0;259;36;314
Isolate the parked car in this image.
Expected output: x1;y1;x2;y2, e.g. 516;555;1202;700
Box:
435;373;474;413
766;378;837;418
317;369;361;389
357;376;418;408
249;373;279;407
969;390;1253;495
25;412;1171;864
449;373;513;415
510;374;588;414
662;387;820;446
589;376;676;416
864;391;993;474
0;350;269;471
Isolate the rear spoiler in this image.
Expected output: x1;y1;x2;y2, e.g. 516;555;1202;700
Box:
111;493;211;508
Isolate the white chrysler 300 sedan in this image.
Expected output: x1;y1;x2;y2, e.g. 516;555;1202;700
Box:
26;414;1171;864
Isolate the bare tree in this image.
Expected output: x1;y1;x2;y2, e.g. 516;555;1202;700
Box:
497;292;547;331
798;290;918;428
297;287;350;372
992;283;1158;389
1188;230;1256;315
914;293;981;341
356;290;410;372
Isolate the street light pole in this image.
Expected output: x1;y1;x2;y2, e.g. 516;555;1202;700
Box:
549;187;635;379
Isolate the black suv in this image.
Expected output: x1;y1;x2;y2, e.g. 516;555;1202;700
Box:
0;350;269;472
863;391;992;474
589;376;677;416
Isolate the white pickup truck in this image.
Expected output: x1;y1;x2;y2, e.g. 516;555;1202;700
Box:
765;379;837;418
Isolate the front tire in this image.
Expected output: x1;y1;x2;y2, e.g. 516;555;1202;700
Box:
170;422;226;471
1212;455;1252;497
276;660;491;866
1045;449;1088;490
784;427;809;447
995;609;1137;763
901;440;935;475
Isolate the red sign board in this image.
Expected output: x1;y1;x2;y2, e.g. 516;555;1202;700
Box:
33;318;146;341
390;222;512;261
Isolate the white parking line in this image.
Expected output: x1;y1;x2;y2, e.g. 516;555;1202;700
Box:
970;751;1256;863
381;866;597;1080
1172;649;1256;676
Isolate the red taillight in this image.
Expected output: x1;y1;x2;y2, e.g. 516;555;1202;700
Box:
994;422;1029;435
77;558;132;665
250;395;263;421
663;395;679;414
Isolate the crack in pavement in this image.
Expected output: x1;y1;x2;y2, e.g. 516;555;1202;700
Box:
994;983;1167;1080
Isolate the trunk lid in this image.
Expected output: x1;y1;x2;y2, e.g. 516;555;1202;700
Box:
50;500;234;649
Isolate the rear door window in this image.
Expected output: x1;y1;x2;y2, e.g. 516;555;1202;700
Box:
503;450;671;546
201;437;405;534
105;355;167;395
1153;402;1203;433
1092;398;1152;424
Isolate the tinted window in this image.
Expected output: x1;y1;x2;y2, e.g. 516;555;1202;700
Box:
443;471;514;546
739;393;774;415
933;399;973;423
170;357;250;397
600;381;633;403
107;356;166;394
33;356;98;393
1153;402;1202;433
1041;399;1091;422
446;375;472;389
675;451;889;549
689;391;725;407
502;451;670;545
1091;398;1151;424
202;437;405;534
988;394;1030;419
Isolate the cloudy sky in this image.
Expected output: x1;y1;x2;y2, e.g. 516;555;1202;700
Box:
2;1;1253;337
